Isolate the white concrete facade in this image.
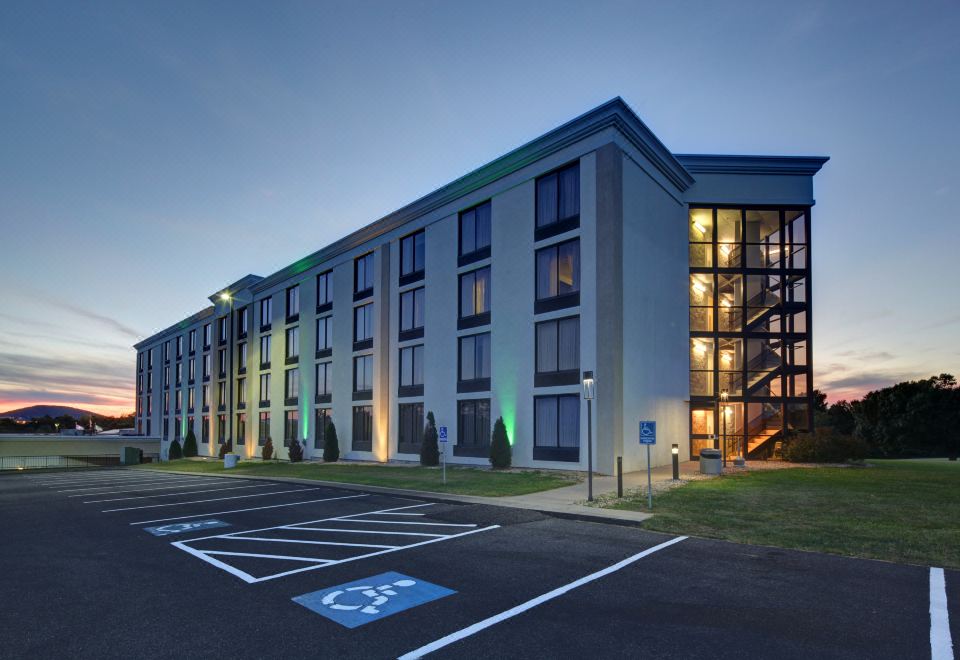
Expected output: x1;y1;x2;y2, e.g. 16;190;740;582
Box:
133;99;827;472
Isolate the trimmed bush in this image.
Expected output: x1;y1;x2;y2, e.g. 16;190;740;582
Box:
262;437;274;461
489;416;511;469
420;411;440;466
182;429;198;458
218;439;232;459
323;420;340;463
289;438;304;463
168;438;183;460
783;428;868;463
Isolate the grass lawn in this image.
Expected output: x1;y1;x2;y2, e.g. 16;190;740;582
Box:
135;458;577;497
610;459;960;568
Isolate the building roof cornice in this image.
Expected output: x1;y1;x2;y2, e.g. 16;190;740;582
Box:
674;154;829;176
134;306;215;350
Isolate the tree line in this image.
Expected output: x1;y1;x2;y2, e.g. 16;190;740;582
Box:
0;413;136;435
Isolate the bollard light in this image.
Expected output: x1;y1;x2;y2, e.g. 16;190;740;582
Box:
671;443;680;480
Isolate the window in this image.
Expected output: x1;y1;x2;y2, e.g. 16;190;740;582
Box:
238;342;247;371
316;361;332;398
260;335;271;367
175;390;182;412
147;348;154;369
459;267;491;324
456;399;490;456
174;416;182;439
285;367;300;401
217;348;226;377
399;345;424;394
536;239;580;310
176;336;183;358
189;330;196;353
188;388;195;411
163;341;170;362
202;384;210;408
147;371;153;391
316;270;334;309
175;362;182;386
535;317;580;385
398;402;424;453
218;317;227;344
237;378;246;406
258;412;270;446
238;307;249;336
147;397;152;415
259;373;271;405
286;285;300;320
163;391;170;414
459;201;491;258
217;414;226;443
236;413;246;445
188;358;196;383
163;366;169;388
534;394;580;461
259;297;273;328
217;381;226;409
202;416;210;443
137;374;143;394
203;323;211;349
354;303;374;345
286;326;299;360
284;410;299;447
354;252;375;295
400;230;425;280
352;406;373;451
314;408;332;449
536;162;579;234
458;333;491;390
399;287;425;337
316;316;333;353
138;352;143;372
353;355;373;396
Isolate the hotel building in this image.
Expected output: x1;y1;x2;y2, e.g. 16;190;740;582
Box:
133;98;827;472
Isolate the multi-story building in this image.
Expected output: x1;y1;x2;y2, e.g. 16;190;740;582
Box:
133;98;827;471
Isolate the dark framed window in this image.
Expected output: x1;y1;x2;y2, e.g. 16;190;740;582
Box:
316;270;334;311
217;413;226;443
314;408;332;449
175;362;182;386
534;394;580;461
459;201;491;263
400;230;425;283
147;348;154;369
217;348;226;377
398;402;424;454
354;252;375;297
202;384;210;408
217;381;226;410
284;410;299;447
259;373;270;406
236;413;246;445
202;354;211;380
458;333;491;392
163;366;170;388
163;391;169;414
203;323;211;349
285;367;299;402
258;411;270;446
354;303;374;349
399;287;425;340
286;285;300;320
259;297;273;329
147;371;153;392
535;317;579;386
455;399;490;457
353;355;373;398
316;315;333;355
163;341;170;362
175;390;182;413
137;352;143;372
285;326;299;361
316;361;332;400
175;336;183;358
238;342;247;371
260;334;271;368
237;377;246;406
174;415;182;440
459;266;491;329
352;405;373;451
188;358;195;383
399;344;424;397
218;317;227;344
202;416;210;444
188;330;196;353
238;307;249;337
535;238;580;312
188;388;195;412
536;161;579;239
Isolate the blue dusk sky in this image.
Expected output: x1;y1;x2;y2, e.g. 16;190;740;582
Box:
1;0;958;414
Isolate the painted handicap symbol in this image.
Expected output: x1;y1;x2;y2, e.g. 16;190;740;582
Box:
144;519;230;536
294;572;455;628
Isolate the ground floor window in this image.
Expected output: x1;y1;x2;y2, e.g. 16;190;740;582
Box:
455;398;490;457
398;402;424;454
352;406;373;451
175;416;182;440
534;394;579;462
258;412;270;446
202;416;209;443
314;408;332;449
163;418;169;441
284;410;299;447
236;413;246;445
217;414;226;443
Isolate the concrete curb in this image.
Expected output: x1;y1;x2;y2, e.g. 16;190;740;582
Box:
134;466;653;527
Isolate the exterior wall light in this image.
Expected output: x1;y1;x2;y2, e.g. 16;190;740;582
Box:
582;370;595;400
219;292;231;301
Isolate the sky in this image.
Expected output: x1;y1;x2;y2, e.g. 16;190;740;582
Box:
1;0;958;415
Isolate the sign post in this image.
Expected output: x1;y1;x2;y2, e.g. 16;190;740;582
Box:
639;421;657;509
438;426;448;485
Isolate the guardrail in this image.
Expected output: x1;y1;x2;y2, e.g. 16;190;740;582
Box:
0;454;159;471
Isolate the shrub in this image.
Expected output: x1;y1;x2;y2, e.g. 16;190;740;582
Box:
182;429;198;458
289;438;304;463
489;416;511;469
420;411;440;466
168;438;183;460
262;437;274;461
218;439;233;459
323;420;340;463
783;428;868;463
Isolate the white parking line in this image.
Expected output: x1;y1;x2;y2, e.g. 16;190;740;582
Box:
58;477;222;492
221;536;396;549
83;483;274;503
69;480;247;497
130;493;369;525
38;471;165;484
397;535;688;659
930;567;954;660
101;487;323;512
289;527;443;538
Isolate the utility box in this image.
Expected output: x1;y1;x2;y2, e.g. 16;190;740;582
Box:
120;446;141;465
699;448;722;475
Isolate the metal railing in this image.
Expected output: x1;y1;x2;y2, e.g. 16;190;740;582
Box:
0;455;158;471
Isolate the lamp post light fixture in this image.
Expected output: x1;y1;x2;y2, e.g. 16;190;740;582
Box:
719;389;729;468
671;443;680;480
582;370;595;502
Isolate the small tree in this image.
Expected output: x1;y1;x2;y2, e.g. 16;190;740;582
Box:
262;437;274;461
420;411;440;466
489;417;511;469
289;438;304;463
323;420;340;463
218;439;232;459
168;438;183;460
182;428;198;458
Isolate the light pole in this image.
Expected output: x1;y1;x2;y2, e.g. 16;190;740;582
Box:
671;443;679;480
582;370;595;502
720;389;729;468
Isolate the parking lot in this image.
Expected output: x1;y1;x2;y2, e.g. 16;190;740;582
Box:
0;468;955;659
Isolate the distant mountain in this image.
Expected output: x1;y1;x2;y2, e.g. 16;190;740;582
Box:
0;405;97;420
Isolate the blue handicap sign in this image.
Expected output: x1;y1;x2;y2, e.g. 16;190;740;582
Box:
639;421;657;445
438;426;448;442
144;519;230;537
293;572;455;628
